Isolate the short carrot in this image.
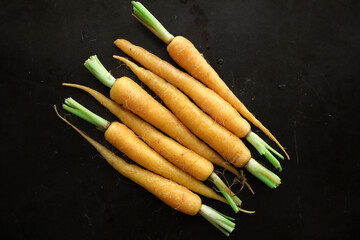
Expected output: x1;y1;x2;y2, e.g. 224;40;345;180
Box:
130;1;290;161
112;56;281;189
113;39;284;171
54;106;236;236
61;97;241;209
83;55;245;180
63;83;252;208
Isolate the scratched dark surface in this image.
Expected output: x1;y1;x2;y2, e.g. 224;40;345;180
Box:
1;0;359;239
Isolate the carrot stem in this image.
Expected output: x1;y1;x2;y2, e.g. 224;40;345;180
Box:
209;173;241;206
208;173;239;213
84;55;115;88
245;158;281;188
246;131;284;171
199;204;235;237
62;104;98;127
131;1;174;44
63;98;110;131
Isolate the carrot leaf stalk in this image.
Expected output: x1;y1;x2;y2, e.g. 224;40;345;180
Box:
245;158;281;188
84;55;116;88
131;1;174;44
199;204;235;237
63;98;110;131
208;173;239;213
246;131;284;171
208;173;255;214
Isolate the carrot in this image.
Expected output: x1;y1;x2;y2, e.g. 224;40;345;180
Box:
61;97;245;210
130;1;290;161
62;83;253;209
113;39;284;171
84;56;278;188
112;56;281;189
54;106;236;236
83;55;244;180
61;97;252;213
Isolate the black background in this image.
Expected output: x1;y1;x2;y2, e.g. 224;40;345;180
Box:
1;0;359;239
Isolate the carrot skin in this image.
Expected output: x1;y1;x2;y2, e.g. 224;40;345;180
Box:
114;38;250;139
104;122;227;203
111;60;251;168
55;108;202;216
108;77;238;174
63;83;215;181
167;36;289;159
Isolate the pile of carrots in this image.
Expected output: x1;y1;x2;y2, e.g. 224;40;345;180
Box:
55;1;288;237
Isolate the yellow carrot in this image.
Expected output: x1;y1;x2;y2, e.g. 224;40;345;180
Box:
114;39;284;171
83;56;241;177
63;83;252;210
167;37;290;157
62;98;229;205
113;56;281;188
54;106;236;236
63;83;212;181
115;56;251;167
130;1;290;161
85;55;279;188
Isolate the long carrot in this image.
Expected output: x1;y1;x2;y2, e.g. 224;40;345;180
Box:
113;39;284;171
60;97;244;209
63;83;253;206
62;97;252;213
83;55;244;180
84;56;279;189
130;1;290;161
54;106;236;236
112;56;281;189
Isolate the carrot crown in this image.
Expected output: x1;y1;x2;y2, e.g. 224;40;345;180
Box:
84;55;116;88
63;98;110;131
131;1;174;44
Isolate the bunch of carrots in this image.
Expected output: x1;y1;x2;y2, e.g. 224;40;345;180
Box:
55;1;289;236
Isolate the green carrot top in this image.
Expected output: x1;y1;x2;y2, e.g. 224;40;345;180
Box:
132;1;174;44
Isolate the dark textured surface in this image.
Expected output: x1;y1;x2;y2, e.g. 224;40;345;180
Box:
1;0;359;239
